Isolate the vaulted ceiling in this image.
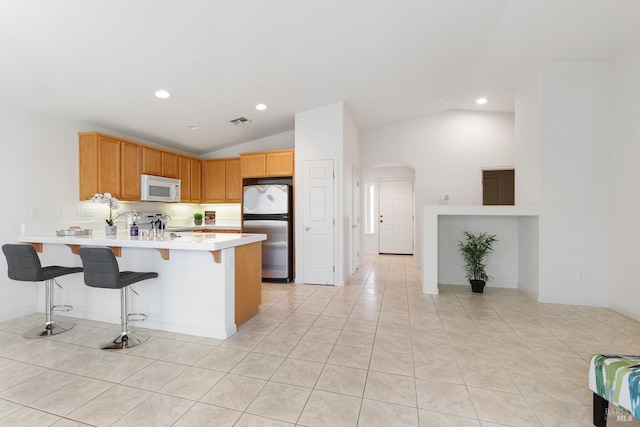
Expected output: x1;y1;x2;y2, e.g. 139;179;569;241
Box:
2;1;639;154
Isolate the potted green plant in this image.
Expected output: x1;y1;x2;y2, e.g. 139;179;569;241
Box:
458;231;498;293
193;212;203;226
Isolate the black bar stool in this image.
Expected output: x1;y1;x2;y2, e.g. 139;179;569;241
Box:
2;244;82;338
78;247;158;350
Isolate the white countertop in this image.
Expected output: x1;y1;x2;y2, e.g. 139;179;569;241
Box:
18;231;266;251
165;225;242;232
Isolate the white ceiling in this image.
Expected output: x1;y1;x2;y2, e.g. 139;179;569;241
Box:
2;1;639;154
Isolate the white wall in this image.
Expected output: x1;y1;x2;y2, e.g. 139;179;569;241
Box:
609;43;640;320
536;63;610;306
438;216;519;288
202;130;294;159
514;72;541;207
0;104;105;321
360;110;515;266
342;108;360;276
294;103;344;285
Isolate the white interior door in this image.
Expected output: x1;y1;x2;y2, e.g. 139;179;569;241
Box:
378;179;414;254
303;159;335;285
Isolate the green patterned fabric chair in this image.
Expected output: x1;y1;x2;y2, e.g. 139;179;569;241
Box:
589;354;640;426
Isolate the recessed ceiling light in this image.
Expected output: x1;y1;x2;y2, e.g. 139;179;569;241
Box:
255;103;267;111
476;97;488;105
155;90;171;99
188;124;200;130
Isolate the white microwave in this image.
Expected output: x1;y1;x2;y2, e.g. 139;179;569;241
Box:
141;174;181;202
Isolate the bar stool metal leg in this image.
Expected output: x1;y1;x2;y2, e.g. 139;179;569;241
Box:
23;279;75;338
101;287;148;350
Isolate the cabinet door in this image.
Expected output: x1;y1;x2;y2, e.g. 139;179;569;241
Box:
179;156;191;202
120;141;141;201
97;136;121;198
162;152;179;178
225;158;242;202
266;150;294;176
79;133;98;200
142;147;162;176
191;159;202;203
202;159;226;202
240;153;266;177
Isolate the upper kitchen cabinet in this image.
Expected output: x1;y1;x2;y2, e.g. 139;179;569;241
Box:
142;147;162;176
225;158;242;202
179;156;191;202
143;147;179;178
161;152;179;178
240;153;266;178
191;159;202;203
240;149;294;178
179;156;202;203
266;150;295;176
120;141;142;201
79;132;122;200
202;158;241;203
202;159;225;203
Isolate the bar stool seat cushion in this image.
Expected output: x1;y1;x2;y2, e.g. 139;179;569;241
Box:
79;247;158;289
3;244;82;282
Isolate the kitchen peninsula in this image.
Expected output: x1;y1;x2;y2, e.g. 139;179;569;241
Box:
17;231;266;339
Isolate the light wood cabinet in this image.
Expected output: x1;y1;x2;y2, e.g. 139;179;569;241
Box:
235;241;262;325
202;158;241;203
179;156;202;203
266;150;295;176
142;147;162;176
240;149;294;178
98;136;121;199
178;156;191;202
202;159;226;203
191;159;202;203
143;148;179;178
240;153;266;178
162;152;179;178
79;133;123;200
225;158;242;202
120;142;142;201
79;132;289;205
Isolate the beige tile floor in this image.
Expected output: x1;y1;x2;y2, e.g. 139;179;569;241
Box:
1;254;640;426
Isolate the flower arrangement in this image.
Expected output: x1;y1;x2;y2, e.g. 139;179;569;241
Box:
91;193;120;226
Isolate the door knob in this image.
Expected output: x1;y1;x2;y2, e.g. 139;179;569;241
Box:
304;226;312;231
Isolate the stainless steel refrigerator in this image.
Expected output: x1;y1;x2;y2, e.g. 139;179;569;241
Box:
242;184;293;282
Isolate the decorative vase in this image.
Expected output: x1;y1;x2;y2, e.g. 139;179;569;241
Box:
194;219;203;226
470;279;485;293
105;225;118;235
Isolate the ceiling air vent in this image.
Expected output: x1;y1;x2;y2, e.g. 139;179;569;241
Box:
229;117;252;126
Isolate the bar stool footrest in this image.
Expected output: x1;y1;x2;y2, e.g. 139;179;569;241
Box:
127;313;147;323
